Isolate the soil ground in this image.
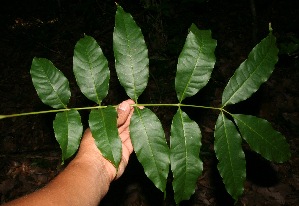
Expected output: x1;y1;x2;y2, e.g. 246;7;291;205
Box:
0;0;298;205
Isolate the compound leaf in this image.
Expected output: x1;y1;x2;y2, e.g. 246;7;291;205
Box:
89;106;122;168
214;112;246;200
113;5;149;102
130;108;170;192
170;108;203;204
222;33;278;106
175;24;216;102
73;35;110;104
31;58;71;109
233;114;291;163
53;110;83;163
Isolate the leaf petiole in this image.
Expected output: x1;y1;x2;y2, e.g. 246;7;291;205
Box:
1;104;224;120
132;103;224;111
0;105;107;119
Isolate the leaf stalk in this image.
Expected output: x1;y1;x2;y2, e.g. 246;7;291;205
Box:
1;104;224;120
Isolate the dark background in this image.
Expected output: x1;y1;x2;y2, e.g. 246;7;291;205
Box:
0;0;298;205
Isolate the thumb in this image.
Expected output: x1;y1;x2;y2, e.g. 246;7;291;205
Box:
117;99;135;127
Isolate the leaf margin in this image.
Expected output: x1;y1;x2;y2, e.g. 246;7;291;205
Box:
73;35;110;105
30;57;71;109
233;114;291;163
130;107;170;192
214;111;246;200
170;107;203;204
222;32;279;107
89;106;122;168
53;109;83;164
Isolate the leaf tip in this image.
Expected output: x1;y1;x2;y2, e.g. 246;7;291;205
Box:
60;159;65;166
269;22;273;33
115;3;123;11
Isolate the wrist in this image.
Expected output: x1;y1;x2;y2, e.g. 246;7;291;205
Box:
76;128;117;182
75;149;117;183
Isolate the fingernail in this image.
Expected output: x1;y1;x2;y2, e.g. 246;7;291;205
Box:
118;106;126;111
118;103;127;111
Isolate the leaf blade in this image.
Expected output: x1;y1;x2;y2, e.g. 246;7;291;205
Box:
73;35;110;104
214;112;246;200
113;5;149;101
170;108;203;204
222;33;279;106
175;24;217;102
89;106;122;168
53;110;83;163
30;58;71;109
130;108;170;192
233;114;291;163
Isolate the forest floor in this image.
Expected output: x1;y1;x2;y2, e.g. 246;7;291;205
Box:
0;0;299;205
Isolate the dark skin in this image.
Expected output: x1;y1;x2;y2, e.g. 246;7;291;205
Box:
3;99;136;206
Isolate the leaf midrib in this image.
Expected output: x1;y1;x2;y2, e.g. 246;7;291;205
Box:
179;33;204;103
220;113;239;194
121;12;138;101
233;115;282;157
42;62;67;108
223;37;274;106
83;42;101;104
140;110;162;180
102;109;118;166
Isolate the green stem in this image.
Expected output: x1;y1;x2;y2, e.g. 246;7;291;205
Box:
220;108;233;116
0;103;224;120
0;105;108;120
132;103;223;111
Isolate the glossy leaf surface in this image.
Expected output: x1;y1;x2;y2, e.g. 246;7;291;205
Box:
170;108;203;204
113;5;149;101
175;24;216;102
130;108;170;192
89;106;121;167
31;58;70;109
222;33;278;106
73;35;110;104
53;110;83;163
214;112;246;200
233;114;291;163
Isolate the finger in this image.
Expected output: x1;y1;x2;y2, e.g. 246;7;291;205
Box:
119;129;133;150
115;143;131;179
118;106;134;134
122;132;133;154
117;99;135;127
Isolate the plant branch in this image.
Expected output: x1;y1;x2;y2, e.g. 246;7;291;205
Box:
0;105;108;120
1;104;224;120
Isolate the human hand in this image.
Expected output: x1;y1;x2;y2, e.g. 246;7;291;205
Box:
110;99;135;179
77;99;135;181
2;100;136;206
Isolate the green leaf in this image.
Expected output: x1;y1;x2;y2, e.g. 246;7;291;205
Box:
73;35;110;104
130;108;170;192
175;24;217;102
214;112;246;200
89;106;121;168
222;33;279;106
30;58;71;109
53;110;83;163
233;114;291;163
170;108;203;204
113;5;149;102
